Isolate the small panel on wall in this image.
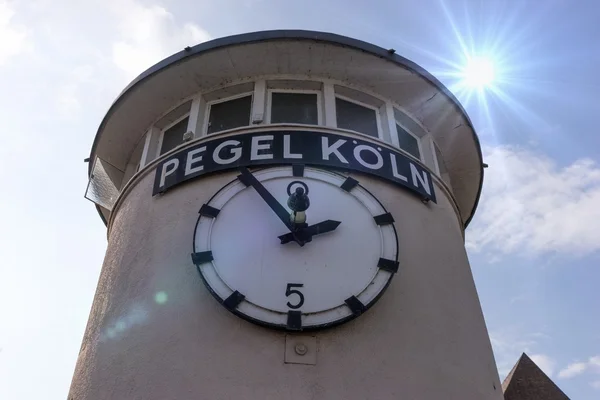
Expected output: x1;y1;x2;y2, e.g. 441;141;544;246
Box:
152;130;436;202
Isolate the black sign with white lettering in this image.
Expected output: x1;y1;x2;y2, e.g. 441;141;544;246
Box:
152;130;436;202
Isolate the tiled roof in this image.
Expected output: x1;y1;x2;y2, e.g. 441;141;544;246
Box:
503;353;570;400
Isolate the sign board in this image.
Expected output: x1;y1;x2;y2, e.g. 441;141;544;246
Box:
153;130;436;202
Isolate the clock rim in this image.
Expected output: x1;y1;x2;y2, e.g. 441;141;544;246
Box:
191;166;399;331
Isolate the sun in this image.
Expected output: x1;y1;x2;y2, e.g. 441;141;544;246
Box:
462;56;496;89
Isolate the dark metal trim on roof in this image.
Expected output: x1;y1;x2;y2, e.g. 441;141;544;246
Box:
89;30;483;228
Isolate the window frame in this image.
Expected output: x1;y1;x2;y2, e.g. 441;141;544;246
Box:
392;119;424;161
266;88;323;126
156;112;190;158
432;139;448;177
334;94;384;141
203;92;254;135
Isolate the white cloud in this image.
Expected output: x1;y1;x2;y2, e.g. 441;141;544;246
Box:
55;65;94;118
56;86;81;116
558;361;588;378
0;0;31;65
108;0;211;76
530;354;556;377
466;145;600;257
557;355;600;387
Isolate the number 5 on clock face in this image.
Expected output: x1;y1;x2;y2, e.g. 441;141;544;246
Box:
286;283;304;309
192;166;399;331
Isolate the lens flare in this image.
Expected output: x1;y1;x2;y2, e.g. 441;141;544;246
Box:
154;291;168;304
462;56;496;88
403;0;565;150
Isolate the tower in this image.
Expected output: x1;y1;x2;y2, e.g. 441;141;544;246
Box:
73;31;502;399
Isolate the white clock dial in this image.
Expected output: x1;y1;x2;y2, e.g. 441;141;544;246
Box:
193;166;398;330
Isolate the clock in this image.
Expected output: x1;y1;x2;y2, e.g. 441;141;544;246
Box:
192;165;399;330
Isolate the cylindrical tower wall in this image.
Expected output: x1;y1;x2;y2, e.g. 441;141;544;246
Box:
73;31;500;400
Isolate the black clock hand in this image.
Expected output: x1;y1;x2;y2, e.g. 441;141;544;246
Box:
279;220;341;244
238;167;304;245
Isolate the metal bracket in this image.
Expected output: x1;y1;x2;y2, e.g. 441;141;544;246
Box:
284;334;317;365
183;131;194;142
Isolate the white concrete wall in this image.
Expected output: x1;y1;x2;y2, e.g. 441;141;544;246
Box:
70;159;502;400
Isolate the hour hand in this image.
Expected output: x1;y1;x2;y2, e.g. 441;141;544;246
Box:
279;220;341;244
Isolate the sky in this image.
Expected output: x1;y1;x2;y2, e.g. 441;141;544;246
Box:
0;0;599;398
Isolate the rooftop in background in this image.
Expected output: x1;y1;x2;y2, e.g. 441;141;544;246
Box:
503;353;570;400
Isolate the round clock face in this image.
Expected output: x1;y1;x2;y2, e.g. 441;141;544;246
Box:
192;166;398;330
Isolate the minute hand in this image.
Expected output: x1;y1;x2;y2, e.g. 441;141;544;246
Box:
238;167;296;233
279;220;341;244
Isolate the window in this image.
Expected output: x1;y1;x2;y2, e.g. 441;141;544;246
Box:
336;97;379;138
396;124;421;159
269;92;319;125
160;116;189;155
207;95;252;134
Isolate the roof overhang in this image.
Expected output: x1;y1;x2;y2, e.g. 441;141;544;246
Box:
89;30;483;227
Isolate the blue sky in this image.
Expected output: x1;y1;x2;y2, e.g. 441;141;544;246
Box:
1;0;599;398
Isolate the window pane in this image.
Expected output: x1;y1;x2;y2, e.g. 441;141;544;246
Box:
85;157;123;211
271;92;318;124
396;124;420;159
208;95;252;134
336;98;378;137
160;117;189;155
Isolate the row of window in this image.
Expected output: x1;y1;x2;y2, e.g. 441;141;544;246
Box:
131;81;452;191
158;88;424;161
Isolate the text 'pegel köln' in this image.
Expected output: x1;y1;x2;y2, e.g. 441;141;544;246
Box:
152;130;436;202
